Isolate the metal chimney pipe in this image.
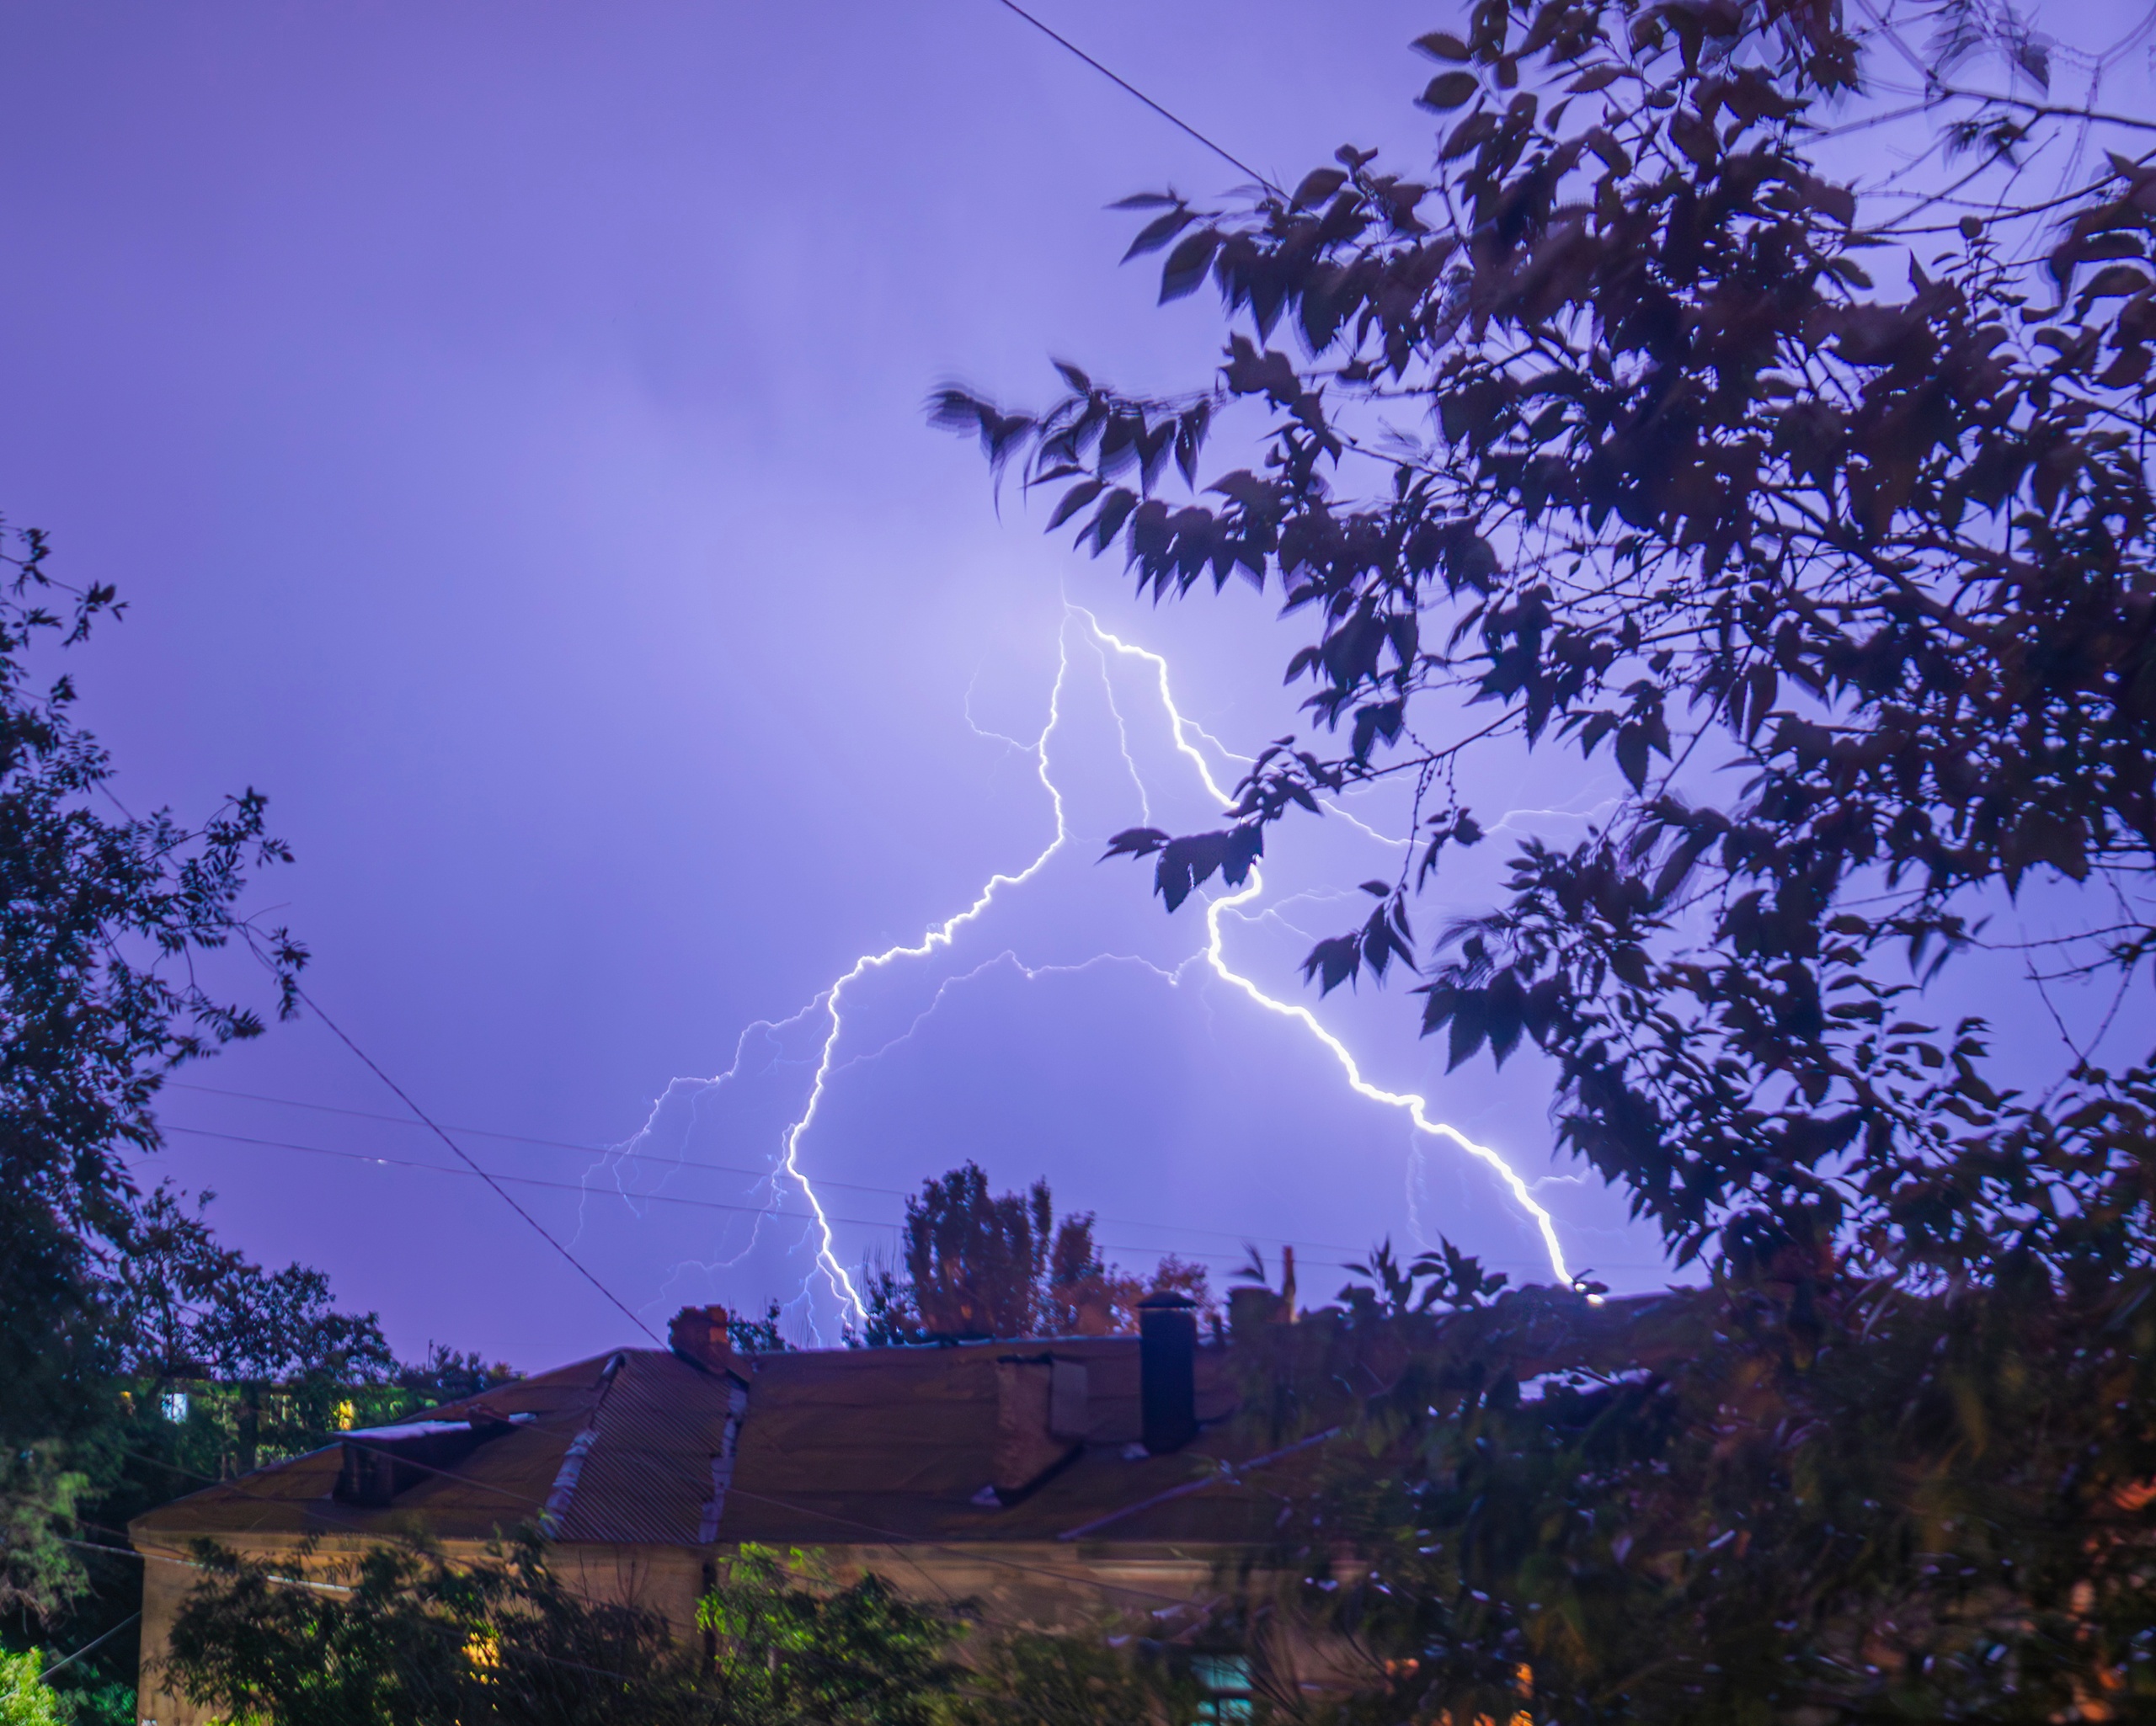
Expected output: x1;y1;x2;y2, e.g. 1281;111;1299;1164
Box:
1137;1292;1198;1453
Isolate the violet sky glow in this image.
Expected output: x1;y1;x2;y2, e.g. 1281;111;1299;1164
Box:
1;2;2142;1365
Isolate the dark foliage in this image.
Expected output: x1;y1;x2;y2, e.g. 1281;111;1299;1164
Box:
0;519;443;1718
1217;1275;2156;1725
0;520;308;1619
696;1545;962;1726
167;1534;723;1726
937;0;2156;1285
857;1162;1211;1343
940;0;2156;1717
727;1297;795;1356
113;1185;392;1389
165;1534;1189;1726
394;1343;520;1409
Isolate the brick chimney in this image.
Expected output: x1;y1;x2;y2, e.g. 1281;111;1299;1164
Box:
1137;1291;1198;1454
669;1304;734;1374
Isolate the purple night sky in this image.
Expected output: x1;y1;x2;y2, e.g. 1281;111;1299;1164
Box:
0;3;2141;1366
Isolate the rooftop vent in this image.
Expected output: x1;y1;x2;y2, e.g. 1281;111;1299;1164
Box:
990;1355;1091;1501
1137;1291;1198;1454
334;1409;523;1507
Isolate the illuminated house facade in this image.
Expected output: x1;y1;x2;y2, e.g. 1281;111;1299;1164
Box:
131;1295;1299;1725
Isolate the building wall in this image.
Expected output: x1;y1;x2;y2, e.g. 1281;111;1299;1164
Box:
131;1535;709;1726
132;1533;1345;1723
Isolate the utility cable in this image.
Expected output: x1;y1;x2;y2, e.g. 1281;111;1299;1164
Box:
157;1122;1406;1271
161;1122;1651;1274
291;982;663;1345
165;1085;920;1201
37;1611;141;1681
160;1123;906;1230
990;0;1281;194
162;1083;1461;1261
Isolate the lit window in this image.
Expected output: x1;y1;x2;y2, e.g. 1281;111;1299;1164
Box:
160;1392;189;1423
1193;1653;1253;1723
335;1401;355;1431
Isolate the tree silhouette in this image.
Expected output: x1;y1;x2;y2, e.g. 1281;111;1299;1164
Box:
942;0;2156;1715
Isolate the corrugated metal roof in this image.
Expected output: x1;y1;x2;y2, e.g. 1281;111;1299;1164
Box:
133;1350;657;1544
132;1295;1692;1556
708;1336;1269;1548
130;1335;1261;1549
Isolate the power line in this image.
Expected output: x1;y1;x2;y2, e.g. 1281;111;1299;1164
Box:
39;1611;141;1681
163;1080;1425;1260
153;1122;1377;1271
292;983;663;1345
990;0;1281;194
161;1121;1651;1274
165;1082;915;1202
161;1122;905;1233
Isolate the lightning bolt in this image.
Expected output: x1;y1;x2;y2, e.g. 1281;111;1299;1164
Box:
1078;613;1576;1287
771;616;1081;1319
611;604;1577;1338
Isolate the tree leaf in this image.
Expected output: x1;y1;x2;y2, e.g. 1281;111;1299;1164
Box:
1159;230;1221;302
1420;72;1481;111
1292;168;1348;210
1414;30;1471;60
1122;208;1194;263
1047;478;1105;530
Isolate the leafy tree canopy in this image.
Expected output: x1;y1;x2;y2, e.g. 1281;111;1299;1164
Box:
0;519;322;1620
937;0;2156;1717
939;0;2156;1288
857;1162;1211;1343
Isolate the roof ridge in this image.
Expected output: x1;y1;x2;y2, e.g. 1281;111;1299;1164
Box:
536;1350;629;1534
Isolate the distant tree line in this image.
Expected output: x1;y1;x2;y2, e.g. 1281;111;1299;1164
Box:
853;1161;1213;1345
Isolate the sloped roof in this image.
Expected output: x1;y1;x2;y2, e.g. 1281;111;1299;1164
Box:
132;1345;736;1548
131;1292;1696;1554
130;1335;1269;1551
711;1334;1262;1547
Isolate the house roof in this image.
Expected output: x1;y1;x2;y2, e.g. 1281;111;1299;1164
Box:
131;1291;1698;1556
129;1334;1278;1552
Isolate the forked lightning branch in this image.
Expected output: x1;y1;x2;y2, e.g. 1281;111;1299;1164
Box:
595;608;1575;1330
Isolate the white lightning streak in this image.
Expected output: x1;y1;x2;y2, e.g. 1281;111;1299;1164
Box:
830;950;1186;1081
1073;606;1240;809
1205;881;1573;1284
577;1005;819;1241
1079;609;1576;1287
774;618;1078;1318
632;602;1574;1334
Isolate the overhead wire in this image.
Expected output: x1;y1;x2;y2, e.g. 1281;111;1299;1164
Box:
173;1084;1652;1271
286;979;663;1345
157;1119;1649;1274
37;1611;141;1681
990;0;1280;195
167;1081;1353;1244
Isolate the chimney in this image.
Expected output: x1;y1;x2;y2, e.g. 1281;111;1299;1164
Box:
1137;1292;1198;1454
669;1304;734;1374
1228;1284;1286;1338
